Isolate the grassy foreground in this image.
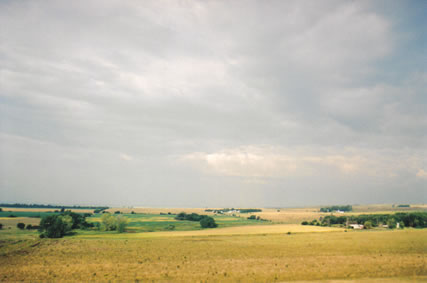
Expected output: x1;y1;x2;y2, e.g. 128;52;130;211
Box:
0;228;425;282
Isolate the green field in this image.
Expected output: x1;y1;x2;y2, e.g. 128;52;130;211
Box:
89;213;270;233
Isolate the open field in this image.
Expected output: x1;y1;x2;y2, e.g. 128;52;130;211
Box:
76;224;344;239
0;205;426;281
0;228;425;282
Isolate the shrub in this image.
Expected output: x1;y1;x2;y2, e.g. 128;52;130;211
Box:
26;224;33;230
200;216;217;228
301;221;309;225
131;211;136;214
116;215;128;233
114;211;121;214
247;215;257;220
164;225;175;231
17;222;25;229
364;221;373;229
0;208;2;212
101;214;128;233
0;223;3;229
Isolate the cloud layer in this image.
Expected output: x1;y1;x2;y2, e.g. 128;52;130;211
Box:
1;0;426;207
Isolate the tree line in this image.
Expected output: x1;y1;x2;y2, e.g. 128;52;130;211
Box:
302;212;427;228
0;203;109;210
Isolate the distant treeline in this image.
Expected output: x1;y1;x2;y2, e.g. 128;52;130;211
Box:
0;203;109;210
175;212;217;228
302;212;427;228
397;204;410;208
205;208;262;213
320;205;352;212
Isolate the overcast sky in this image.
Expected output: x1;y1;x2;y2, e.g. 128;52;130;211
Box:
0;0;426;207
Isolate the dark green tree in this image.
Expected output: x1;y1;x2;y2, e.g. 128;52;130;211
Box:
17;222;25;229
200;216;217;228
39;215;72;238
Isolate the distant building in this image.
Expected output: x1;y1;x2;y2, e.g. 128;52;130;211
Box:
349;224;364;229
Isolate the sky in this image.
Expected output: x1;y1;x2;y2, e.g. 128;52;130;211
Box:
0;0;426;207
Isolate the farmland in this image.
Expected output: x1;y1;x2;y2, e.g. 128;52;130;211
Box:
0;205;426;282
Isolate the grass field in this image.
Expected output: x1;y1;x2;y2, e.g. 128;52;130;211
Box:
0;228;425;282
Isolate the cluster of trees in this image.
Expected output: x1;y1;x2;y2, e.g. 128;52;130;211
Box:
39;211;94;238
175;212;217;228
397;204;410;208
0;203;109;210
320;205;352;212
301;212;427;229
99;214;128;233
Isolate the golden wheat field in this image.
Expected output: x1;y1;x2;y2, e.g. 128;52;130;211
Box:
1;228;426;282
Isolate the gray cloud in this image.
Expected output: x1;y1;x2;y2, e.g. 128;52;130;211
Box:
0;0;426;207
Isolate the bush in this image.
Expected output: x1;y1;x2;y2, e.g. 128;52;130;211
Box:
114;211;121;214
116;215;128;233
301;221;309;225
26;224;33;230
101;214;128;233
17;222;25;229
364;221;373;229
200;216;217;228
0;223;3;229
0;208;2;212
247;215;257;220
164;225;175;231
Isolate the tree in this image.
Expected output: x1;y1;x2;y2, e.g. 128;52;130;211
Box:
17;222;25;229
0;223;2;229
200;216;217;228
0;208;2;212
364;221;373;229
39;215;72;238
387;218;397;229
101;214;117;231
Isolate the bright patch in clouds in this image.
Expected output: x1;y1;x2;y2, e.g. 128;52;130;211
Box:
183;146;423;180
416;169;427;179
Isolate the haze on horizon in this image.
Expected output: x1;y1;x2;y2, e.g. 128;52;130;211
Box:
0;0;426;208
